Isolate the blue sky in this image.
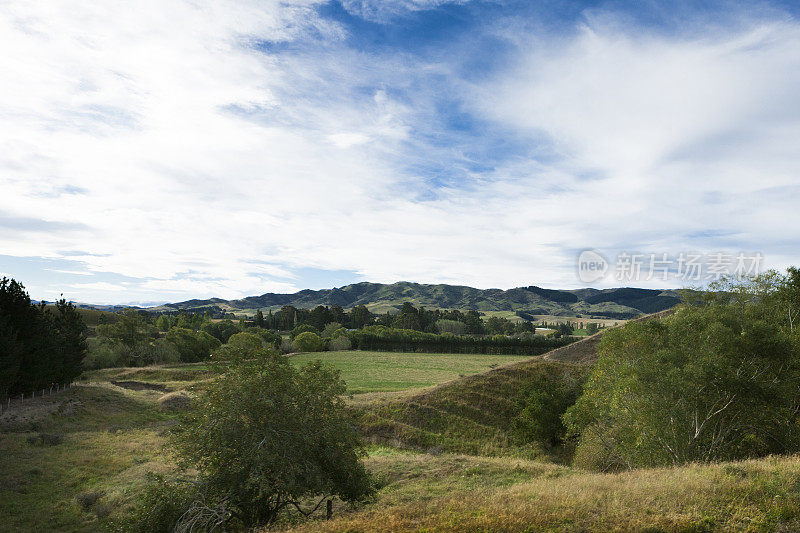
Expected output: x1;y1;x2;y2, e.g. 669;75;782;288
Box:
1;0;799;304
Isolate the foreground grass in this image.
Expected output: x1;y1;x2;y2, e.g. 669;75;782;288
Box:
284;453;800;532
0;384;175;532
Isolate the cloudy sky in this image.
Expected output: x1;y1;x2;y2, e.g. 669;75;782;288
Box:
2;0;799;305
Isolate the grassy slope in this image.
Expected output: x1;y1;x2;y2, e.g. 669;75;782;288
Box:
357;337;601;456
0;384;175;532
284;453;800;532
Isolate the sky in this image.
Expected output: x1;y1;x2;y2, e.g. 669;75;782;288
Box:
1;0;800;305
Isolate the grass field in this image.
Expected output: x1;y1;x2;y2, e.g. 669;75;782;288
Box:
289;351;530;393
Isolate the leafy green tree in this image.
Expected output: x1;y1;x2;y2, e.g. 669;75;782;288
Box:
161;354;373;528
165;328;221;362
513;363;588;447
436;319;467;335
97;309;156;350
463;310;484;334
392;302;421;330
290;323;318;340
155;315;169;332
321;322;343;338
348;305;373;329
564;303;800;470
201;319;240;343
293;331;325;352
513;321;535;334
226;332;263;352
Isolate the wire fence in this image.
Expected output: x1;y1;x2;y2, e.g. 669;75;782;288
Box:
0;382;73;416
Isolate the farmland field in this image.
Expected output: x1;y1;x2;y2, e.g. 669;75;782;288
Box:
288;351;530;393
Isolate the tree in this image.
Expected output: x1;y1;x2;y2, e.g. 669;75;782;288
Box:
52;297;88;384
165;328;221;362
155;315;171;332
436;319;467;335
97;309;156;350
201;319;240;343
293;331;325;352
226;332;263;352
161;354;374;528
513;363;589;447
392;302;421;330
349;305;373;329
255;309;265;328
0;279;86;396
291;323;318;340
321;322;343;338
463;310;484;334
564;303;800;470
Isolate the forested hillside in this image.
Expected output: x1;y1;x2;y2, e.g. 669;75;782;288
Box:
148;282;682;319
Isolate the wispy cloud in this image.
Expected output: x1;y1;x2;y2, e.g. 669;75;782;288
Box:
1;1;799;304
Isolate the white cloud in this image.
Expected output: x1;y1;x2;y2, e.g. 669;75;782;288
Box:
1;3;799;304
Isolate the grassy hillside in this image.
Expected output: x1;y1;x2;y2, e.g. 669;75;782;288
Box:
284;453;800;532
148;282;683;319
357;344;598;457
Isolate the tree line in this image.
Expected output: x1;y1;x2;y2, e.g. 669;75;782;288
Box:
0;278;86;399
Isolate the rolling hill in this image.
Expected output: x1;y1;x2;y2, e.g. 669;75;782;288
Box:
147;282;684;319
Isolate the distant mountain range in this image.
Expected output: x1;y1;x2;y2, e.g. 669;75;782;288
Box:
145;282;684;320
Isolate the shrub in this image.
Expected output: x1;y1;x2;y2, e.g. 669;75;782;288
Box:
201;320;239;343
131;473;200;533
293;331;325;352
76;490;104;510
84;338;180;369
328;335;352;351
165;328;221;362
564;304;800;469
166;355;374;528
512;363;589;447
290;324;318;340
226;332;263;352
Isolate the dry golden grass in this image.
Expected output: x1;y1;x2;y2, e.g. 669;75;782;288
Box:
282;454;800;532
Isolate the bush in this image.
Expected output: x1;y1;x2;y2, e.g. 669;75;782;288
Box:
328;335;352;351
165;355;374;528
290;324;318;340
512;363;589;447
201;320;240;343
564;303;800;469
165;328;221;362
131;474;201;533
226;332;263;352
293;331;325;352
84;338;180;369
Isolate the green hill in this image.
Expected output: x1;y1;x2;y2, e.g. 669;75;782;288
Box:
148;282;682;319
